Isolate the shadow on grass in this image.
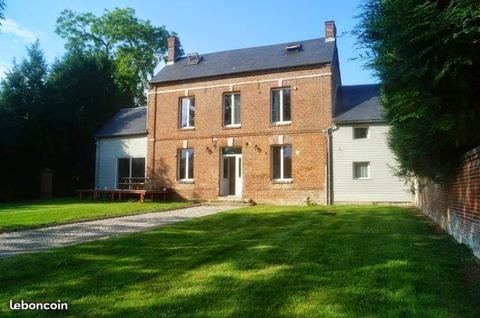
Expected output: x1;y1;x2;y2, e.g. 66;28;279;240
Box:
0;205;479;317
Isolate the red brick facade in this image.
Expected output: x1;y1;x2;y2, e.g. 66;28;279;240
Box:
147;62;340;204
416;147;480;258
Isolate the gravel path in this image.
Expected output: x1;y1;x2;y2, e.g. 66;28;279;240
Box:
0;205;236;258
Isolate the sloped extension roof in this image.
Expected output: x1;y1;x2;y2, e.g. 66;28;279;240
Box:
334;84;385;124
150;37;336;84
95;106;147;138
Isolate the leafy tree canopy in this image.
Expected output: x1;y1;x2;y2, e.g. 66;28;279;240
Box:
55;7;177;104
356;0;480;182
0;41;49;199
0;7;181;200
0;42;132;200
1;41;48;120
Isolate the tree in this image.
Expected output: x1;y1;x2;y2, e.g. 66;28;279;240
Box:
0;41;49;200
355;0;480;182
55;7;177;104
46;52;133;194
0;8;181;200
0;42;132;201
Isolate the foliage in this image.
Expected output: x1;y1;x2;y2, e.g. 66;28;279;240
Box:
0;205;478;316
0;198;190;232
355;0;480;182
0;42;49;200
45;52;132;194
0;8;178;201
55;7;175;104
0;42;134;201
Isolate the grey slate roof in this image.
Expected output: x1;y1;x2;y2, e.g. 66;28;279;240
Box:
95;107;147;138
151;37;335;84
334;84;385;124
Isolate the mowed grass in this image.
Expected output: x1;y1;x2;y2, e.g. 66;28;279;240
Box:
1;205;479;317
0;198;190;232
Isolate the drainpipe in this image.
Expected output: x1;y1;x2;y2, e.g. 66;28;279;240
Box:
323;124;336;205
150;86;158;183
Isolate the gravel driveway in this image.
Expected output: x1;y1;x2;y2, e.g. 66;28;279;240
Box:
0;205;236;258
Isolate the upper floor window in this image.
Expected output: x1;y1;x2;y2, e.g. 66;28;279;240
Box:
271;88;291;124
178;149;194;181
224;93;241;127
179;97;195;128
272;145;292;180
353;126;369;139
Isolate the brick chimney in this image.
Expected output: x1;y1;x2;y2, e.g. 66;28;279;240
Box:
325;21;336;42
167;36;180;64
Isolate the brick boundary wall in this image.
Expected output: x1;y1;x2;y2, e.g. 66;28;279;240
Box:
416;146;480;258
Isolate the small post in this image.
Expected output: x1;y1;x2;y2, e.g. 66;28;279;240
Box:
40;168;53;199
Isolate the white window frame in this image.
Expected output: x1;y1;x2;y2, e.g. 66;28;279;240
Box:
178;149;194;181
223;93;241;127
353;126;369;139
272;145;293;181
179;97;195;129
353;161;370;180
271;88;291;125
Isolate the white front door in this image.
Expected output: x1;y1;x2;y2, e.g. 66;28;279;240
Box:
221;154;242;197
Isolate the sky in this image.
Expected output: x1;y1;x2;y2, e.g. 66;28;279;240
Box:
0;0;377;85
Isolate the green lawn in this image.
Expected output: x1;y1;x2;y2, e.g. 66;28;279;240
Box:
0;199;190;232
1;205;479;317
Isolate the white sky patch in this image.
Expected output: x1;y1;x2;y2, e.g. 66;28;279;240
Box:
0;62;10;80
2;18;38;43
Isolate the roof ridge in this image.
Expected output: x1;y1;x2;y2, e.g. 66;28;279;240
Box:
176;37;327;59
152;37;334;84
340;83;381;88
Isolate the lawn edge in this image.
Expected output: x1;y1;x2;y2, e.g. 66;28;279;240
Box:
0;202;197;234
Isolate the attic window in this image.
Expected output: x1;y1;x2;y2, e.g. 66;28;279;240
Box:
285;43;302;52
187;53;201;65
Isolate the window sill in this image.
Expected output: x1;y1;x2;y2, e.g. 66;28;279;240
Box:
179;127;195;131
272;121;291;127
272;179;293;184
223;124;241;129
178;180;195;184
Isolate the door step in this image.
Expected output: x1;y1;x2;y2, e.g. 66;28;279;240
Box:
204;198;254;206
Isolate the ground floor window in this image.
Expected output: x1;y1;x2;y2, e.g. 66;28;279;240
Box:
178;148;194;181
272;145;292;180
117;157;145;189
353;162;370;179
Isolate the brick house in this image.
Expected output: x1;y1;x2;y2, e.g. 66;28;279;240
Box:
146;22;340;204
95;20;411;204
